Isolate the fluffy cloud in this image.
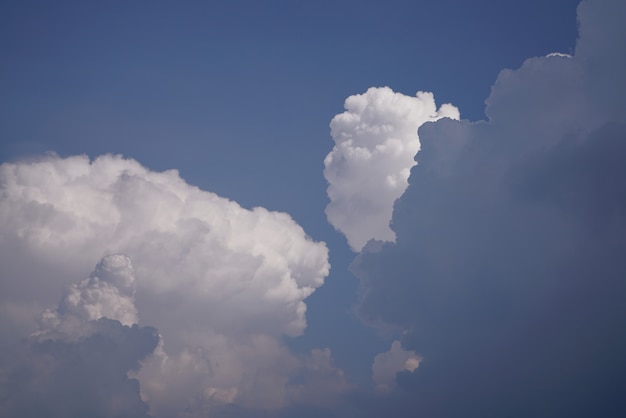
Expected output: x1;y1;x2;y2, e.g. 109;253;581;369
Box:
0;256;158;417
0;154;328;337
138;345;350;418
0;154;335;414
324;87;459;251
34;254;139;340
351;0;626;416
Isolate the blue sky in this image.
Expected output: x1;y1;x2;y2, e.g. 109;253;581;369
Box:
2;0;625;417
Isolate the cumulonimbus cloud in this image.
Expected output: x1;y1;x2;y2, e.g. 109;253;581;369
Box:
324;87;459;252
350;0;626;416
0;154;342;415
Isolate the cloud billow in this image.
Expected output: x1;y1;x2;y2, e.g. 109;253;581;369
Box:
0;155;341;415
350;0;626;415
324;87;459;252
0;255;157;417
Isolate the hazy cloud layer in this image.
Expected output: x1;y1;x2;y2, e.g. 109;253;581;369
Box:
0;155;341;415
324;87;459;251
351;0;626;415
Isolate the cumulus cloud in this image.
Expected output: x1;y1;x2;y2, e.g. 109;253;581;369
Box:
0;154;335;414
287;348;352;405
371;341;420;393
351;0;626;416
324;86;459;252
34;254;139;340
138;344;349;418
0;256;159;417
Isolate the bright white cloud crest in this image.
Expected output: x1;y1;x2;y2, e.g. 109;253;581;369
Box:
34;254;139;339
324;86;459;251
0;154;336;414
0;154;328;335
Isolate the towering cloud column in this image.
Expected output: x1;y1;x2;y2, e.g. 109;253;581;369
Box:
324;86;459;251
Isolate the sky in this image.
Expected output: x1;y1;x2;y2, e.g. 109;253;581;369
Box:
1;0;624;417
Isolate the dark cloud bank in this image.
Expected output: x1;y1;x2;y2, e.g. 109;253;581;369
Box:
1;319;159;418
350;0;626;416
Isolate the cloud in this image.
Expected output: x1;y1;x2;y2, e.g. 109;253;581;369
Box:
0;319;159;418
371;341;420;393
137;344;350;417
287;348;352;405
350;0;626;415
35;254;139;340
0;154;336;414
0;256;159;417
324;87;459;251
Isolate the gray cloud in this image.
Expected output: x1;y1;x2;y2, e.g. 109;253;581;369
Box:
0;318;159;418
350;0;626;416
0;255;159;417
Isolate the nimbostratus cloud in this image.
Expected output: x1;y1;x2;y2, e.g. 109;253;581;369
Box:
350;0;626;416
0;154;336;414
324;87;459;251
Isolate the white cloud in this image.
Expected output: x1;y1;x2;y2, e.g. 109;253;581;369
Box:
324;86;459;251
34;254;139;340
546;52;572;58
0;154;334;414
372;340;421;393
